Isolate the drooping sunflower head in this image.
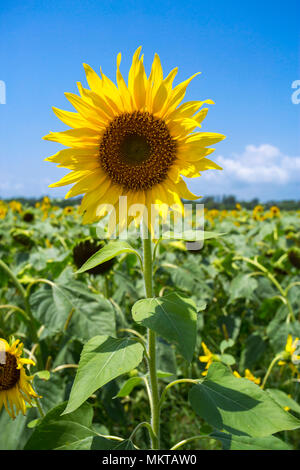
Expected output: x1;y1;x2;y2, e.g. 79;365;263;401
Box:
10;228;35;248
0;338;39;419
23;211;35;223
288;247;300;269
73;238;115;275
44;47;225;234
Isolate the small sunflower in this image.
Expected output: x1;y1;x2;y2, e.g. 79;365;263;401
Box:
0;206;7;219
253;205;264;220
0;338;39;419
63;206;74;215
199;341;220;376
233;369;261;385
45;47;225;234
270;206;280;217
9;201;22;213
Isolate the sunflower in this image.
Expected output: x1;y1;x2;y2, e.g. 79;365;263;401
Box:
277;334;300;378
63;206;74;215
0;338;39;419
9;201;22;213
199;342;220;376
233;369;261;385
44;47;225;234
270;205;280;217
0;206;7;219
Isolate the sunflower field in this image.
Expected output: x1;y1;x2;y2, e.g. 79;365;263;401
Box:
1;198;300;451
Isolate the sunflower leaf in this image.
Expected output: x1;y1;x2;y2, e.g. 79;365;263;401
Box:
75;240;142;273
211;431;291;450
189;362;300;437
62;335;144;415
24;402;126;450
132;292;197;362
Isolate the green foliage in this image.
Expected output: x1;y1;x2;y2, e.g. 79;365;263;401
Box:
132;292;198;362
189;363;300;437
1;202;300;450
64;335;144;414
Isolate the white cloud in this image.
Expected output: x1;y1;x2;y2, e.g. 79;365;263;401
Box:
187;144;300;200
202;144;300;185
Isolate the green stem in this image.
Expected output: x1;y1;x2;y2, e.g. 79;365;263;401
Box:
0;304;31;323
261;354;282;390
34;397;45;418
170;434;211;450
103;275;109;298
234;256;295;322
159;379;199;410
142;231;160;450
0;260;39;344
129;421;156;443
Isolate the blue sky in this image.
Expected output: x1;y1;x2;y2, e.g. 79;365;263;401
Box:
0;0;299;201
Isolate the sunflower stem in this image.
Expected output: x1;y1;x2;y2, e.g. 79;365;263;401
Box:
142;229;160;450
261;354;282;390
0;260;39;345
34;397;45;418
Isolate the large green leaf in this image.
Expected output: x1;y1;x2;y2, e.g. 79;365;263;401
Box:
0;409;35;450
239;332;266;370
156;337;177;379
132;292;198;362
211;431;291;450
189;362;300;437
229;274;258;302
24;402;96;450
30;280;116;341
63;335;144;414
24;402;127;450
34;373;67;413
75;241;141;273
266;389;300;414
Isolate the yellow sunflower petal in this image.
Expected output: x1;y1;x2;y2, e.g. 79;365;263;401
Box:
43;128;100;148
52;107;91;129
48;170;93;188
83;63;102;94
175;178;200;200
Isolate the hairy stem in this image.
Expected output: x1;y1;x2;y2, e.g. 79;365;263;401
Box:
142;231;160;450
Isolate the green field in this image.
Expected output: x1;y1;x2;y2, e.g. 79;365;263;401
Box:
1;199;300;450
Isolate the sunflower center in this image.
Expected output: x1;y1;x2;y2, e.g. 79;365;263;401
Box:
0;352;20;391
99;111;177;191
120;134;151;164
